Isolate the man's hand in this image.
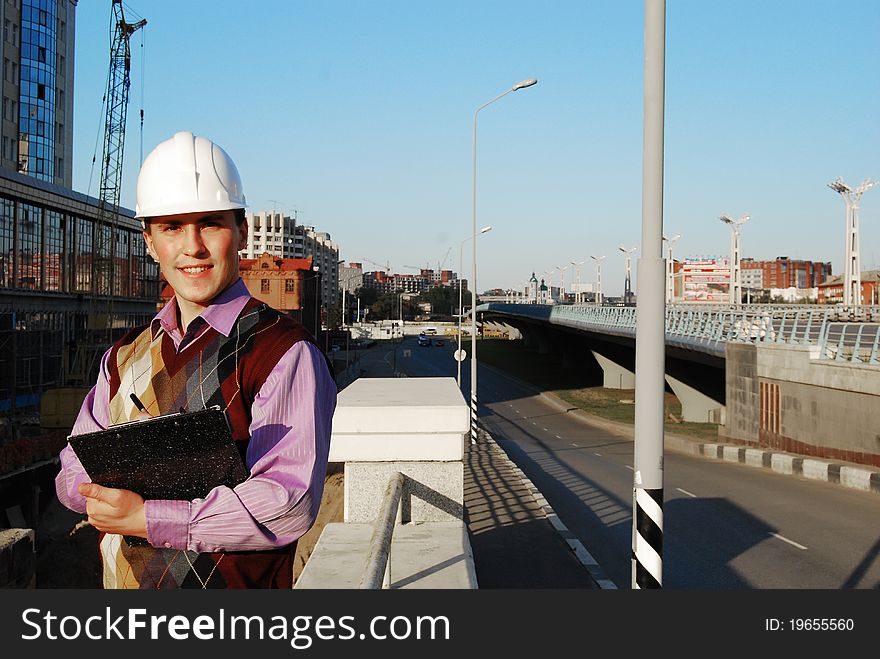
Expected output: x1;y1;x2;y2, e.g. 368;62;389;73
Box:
78;483;147;538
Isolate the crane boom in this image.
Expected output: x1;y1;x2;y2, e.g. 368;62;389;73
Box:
69;1;145;386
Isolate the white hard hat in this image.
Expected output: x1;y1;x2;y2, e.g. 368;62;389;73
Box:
135;131;247;218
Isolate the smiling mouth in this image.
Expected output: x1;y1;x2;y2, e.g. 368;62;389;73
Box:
178;265;211;274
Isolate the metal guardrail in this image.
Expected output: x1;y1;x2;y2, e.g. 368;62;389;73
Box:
479;303;880;364
359;471;406;589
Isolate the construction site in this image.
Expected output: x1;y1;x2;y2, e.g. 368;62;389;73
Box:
0;1;155;540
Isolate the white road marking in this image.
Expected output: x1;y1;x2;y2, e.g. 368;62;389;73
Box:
770;532;807;550
624;465;634;471
676;488;697;498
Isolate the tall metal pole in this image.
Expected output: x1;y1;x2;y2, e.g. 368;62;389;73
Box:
459;227;491;388
632;0;666;590
662;233;680;304
591;256;605;305
471;78;537;444
828;177;877;306
720;214;749;305
458;238;465;387
619;246;638;304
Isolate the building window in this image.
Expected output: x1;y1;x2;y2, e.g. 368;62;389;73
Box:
261;279;270;293
285;279;295;293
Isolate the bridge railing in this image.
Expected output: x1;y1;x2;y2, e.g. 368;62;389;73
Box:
480;303;880;364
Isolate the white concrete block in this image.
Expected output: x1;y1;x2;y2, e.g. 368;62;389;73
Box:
333;377;469;434
840;466;873;492
330;432;465;462
771;454;797;475
801;459;829;481
330;377;469;463
344;461;463;523
294;521;477;589
722;446;741;462
744;448;766;468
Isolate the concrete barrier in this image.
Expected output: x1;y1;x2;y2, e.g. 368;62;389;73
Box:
295;377;478;589
0;528;35;588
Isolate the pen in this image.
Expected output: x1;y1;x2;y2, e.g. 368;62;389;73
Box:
130;393;148;414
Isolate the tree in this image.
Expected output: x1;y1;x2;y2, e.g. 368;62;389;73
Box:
324;303;342;330
420;286;458;317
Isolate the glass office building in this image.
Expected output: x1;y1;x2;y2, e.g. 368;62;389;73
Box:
1;0;74;187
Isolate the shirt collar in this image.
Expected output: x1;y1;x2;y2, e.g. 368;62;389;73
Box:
150;278;251;339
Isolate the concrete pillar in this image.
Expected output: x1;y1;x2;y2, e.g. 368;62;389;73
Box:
591;351;635;389
499;322;521;340
664;374;726;424
536;330;553;355
520;327;537;349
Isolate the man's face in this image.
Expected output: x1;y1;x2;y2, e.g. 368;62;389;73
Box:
143;210;247;321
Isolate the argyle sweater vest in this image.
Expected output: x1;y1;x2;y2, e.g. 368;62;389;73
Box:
99;298;317;589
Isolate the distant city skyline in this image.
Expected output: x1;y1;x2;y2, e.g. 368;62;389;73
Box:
71;1;879;297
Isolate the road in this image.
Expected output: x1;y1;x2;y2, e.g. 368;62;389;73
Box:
350;335;880;589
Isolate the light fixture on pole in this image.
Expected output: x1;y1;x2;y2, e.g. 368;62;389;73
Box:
828;177;877;306
458;226;492;387
570;260;585;303
556;264;570;303
618;245;638;304
470;77;537;445
591;255;606;305
719;213;749;305
662;233;680;304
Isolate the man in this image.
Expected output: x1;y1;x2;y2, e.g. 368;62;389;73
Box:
55;131;336;589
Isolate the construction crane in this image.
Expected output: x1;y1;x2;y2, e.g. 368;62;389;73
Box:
68;0;146;386
362;258;392;275
437;245;452;272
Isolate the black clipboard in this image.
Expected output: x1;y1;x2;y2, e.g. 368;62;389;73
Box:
68;405;249;501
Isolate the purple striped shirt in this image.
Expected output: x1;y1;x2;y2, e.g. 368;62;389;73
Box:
55;279;336;553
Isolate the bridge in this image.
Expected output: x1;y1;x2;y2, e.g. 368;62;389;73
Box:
477;302;880;468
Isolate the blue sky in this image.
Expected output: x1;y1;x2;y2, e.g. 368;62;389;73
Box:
71;1;880;296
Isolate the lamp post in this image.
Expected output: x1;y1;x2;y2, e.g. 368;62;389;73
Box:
591;255;605;305
570;260;585;303
618;245;638;304
340;271;362;329
458;226;492;387
556;264;570;303
828;177;877;306
471;77;537;444
719;213;749;305
662;233;680;303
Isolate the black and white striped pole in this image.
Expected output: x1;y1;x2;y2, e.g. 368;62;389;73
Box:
632;0;666;589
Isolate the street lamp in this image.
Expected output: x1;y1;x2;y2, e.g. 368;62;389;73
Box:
828;177;877;306
471;77;537;444
458;225;492;387
591;255;605;305
570;260;585;303
662;233;680;304
719;213;749;305
556;264;570;303
618;245;638;304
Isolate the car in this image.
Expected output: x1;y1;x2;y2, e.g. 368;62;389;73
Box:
417;334;432;347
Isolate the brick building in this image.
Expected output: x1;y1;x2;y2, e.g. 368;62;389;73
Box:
817;271;880;305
